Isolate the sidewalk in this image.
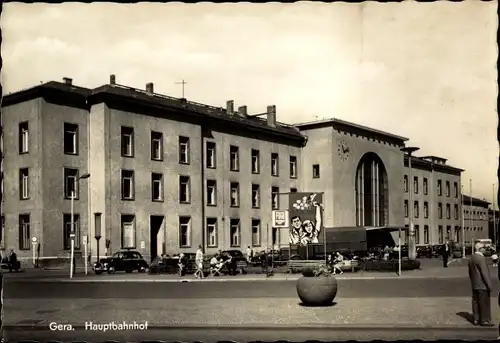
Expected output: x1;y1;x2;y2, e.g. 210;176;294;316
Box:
4;296;499;329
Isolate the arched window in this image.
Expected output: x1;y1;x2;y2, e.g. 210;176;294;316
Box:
355;152;389;226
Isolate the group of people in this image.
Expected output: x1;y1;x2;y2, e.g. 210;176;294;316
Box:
326;251;345;275
175;246;239;278
1;249;20;272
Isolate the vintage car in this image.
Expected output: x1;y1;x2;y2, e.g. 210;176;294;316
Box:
93;250;149;275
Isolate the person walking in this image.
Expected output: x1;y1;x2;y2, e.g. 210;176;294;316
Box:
440;241;451;268
468;241;494;326
194;245;204;279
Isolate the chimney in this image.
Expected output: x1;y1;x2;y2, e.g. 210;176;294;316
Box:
146;82;154;93
226;100;234;115
110;74;116;85
238;106;247;117
267;105;276;127
63;77;72;85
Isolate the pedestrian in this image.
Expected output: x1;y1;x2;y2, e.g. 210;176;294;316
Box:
194;245;204;279
8;249;19;272
468;241;494;326
440;240;451;268
492;253;499;268
246;246;253;264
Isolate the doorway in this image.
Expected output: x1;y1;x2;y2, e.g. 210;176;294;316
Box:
150;215;164;262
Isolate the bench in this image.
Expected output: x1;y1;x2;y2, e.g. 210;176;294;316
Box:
337;259;360;272
287;260;325;273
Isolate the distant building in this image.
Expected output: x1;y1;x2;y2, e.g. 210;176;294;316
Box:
462;195;490;243
403;155;463;246
488;208;500;245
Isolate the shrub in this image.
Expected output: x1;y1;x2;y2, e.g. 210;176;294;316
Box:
361;259;420;272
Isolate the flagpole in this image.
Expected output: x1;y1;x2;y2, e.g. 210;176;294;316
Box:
470;179;473;253
493;184;497;247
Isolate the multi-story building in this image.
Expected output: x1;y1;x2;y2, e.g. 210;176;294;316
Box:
403;155;463;246
462;195;489;243
0;76;469;263
1;77;304;261
488;208;499;245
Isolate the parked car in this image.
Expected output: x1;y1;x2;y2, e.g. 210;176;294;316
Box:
94;250;149;275
222;249;246;262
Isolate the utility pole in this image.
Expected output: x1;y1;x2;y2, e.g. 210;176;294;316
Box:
461;184;465;258
493;183;497;246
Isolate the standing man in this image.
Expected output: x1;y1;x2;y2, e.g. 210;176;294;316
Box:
440;240;451;268
469;241;494;326
194;245;204;279
246;246;253;264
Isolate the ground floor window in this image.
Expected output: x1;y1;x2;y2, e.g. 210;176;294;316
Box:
251;219;261;247
19;214;30;250
415;225;420;245
438;226;443;244
63;213;80;250
179;216;191;247
121;214;136;249
206;218;217;248
423;225;429;244
230;218;240;247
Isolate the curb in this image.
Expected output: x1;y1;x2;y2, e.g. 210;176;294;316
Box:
3;323;495;331
12;274;467;283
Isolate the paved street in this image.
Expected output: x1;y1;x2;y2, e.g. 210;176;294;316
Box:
4;276;500;298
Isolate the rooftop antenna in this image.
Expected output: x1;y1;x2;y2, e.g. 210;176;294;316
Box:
175;79;187;99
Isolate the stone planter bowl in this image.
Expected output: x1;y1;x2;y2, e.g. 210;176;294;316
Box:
296;275;338;306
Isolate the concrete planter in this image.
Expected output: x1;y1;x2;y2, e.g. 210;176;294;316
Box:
296;275;338;306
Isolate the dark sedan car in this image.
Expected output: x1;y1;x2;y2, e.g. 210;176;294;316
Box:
94;250;149;275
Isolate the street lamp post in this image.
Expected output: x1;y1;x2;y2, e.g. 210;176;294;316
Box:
70;173;90;279
401;147;420;261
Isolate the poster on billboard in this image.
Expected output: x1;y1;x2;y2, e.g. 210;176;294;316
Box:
289;192;323;245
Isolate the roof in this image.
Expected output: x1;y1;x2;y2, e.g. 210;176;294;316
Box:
404;155;464;174
293;118;409;144
462;195;490;206
2;81;305;144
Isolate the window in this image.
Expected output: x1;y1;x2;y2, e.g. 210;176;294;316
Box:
454;204;459;220
64;123;78;155
206;218;217;248
230;182;240;207
179;216;191;247
151;131;163;161
206;180;217;206
152;173;163;201
121;170;134;200
404;200;408;218
19;168;29;200
179;176;191;203
424;202;429;218
415;225;420;244
445;181;450;197
121;215;136;249
272;187;280;210
414;201;419;218
206;142;216;168
251;219;261;247
271;153;279;176
455;226;460;243
438;226;444;244
413;176;418;194
312;164;320;178
437;180;442;196
446;226;451;240
251;184;260;209
230;218;240;247
230;146;239;171
404;175;408;193
422;225;429;244
454;182;458;198
251;149;260;174
63;213;80;250
19;214;30;250
290;188;297;193
64;168;79;199
19;122;29;154
121;126;134;157
423;178;428;195
289;156;298;178
179;136;190;164
446;204;451;219
438;203;443;219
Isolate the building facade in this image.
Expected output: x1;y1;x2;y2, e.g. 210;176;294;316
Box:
403;156;463;246
462;195;489;244
0;76;468;262
1;77;304;261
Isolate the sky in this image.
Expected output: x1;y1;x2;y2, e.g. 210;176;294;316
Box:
2;2;498;205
